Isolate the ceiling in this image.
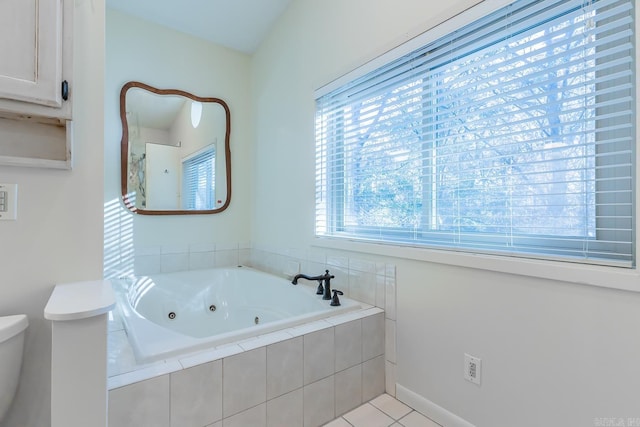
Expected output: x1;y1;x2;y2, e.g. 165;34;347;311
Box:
106;0;293;54
126;87;185;130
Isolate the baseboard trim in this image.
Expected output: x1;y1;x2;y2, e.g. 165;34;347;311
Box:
396;384;476;427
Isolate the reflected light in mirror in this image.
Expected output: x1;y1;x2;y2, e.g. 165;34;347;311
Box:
191;101;203;128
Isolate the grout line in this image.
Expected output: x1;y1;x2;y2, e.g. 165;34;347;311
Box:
325;394;421;427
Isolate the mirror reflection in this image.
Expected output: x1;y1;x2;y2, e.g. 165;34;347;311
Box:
120;82;231;215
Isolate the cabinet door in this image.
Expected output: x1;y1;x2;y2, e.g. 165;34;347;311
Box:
0;0;63;108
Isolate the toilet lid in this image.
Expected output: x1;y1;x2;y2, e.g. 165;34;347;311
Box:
0;315;28;342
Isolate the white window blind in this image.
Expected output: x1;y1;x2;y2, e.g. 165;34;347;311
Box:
182;144;216;210
315;0;635;266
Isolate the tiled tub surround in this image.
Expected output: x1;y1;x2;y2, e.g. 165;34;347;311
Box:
119;243;398;393
131;242;252;277
249;245;398;397
109;243;396;425
108;307;386;427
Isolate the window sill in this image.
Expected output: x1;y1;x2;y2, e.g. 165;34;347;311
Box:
312;237;640;293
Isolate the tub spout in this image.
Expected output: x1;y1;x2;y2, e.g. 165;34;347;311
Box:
292;270;335;300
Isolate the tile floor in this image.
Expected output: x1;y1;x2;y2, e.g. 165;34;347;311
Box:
324;393;441;427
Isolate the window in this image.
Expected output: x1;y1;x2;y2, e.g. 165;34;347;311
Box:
182;144;216;210
315;0;634;267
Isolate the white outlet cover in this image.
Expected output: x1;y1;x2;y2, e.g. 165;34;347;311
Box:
464;353;482;385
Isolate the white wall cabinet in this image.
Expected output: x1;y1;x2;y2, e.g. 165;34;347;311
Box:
0;0;73;169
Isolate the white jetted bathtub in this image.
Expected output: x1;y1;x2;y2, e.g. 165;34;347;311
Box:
114;266;360;362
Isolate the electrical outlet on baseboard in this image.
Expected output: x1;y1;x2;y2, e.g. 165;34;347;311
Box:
464;353;481;385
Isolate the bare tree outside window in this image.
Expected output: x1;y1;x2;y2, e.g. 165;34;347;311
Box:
315;0;633;265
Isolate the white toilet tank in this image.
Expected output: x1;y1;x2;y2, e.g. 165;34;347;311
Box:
0;314;28;423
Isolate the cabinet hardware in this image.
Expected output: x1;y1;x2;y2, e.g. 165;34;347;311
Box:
61;80;69;101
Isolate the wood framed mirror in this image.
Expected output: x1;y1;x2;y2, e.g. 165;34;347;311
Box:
120;81;231;215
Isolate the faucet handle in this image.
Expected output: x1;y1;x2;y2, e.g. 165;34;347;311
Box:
330;289;344;306
316;281;324;295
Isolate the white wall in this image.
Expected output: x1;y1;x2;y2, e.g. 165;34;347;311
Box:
0;1;105;426
251;1;640;426
105;9;252;276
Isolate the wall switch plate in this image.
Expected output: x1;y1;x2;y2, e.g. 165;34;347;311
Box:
464;353;481;385
0;184;17;221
